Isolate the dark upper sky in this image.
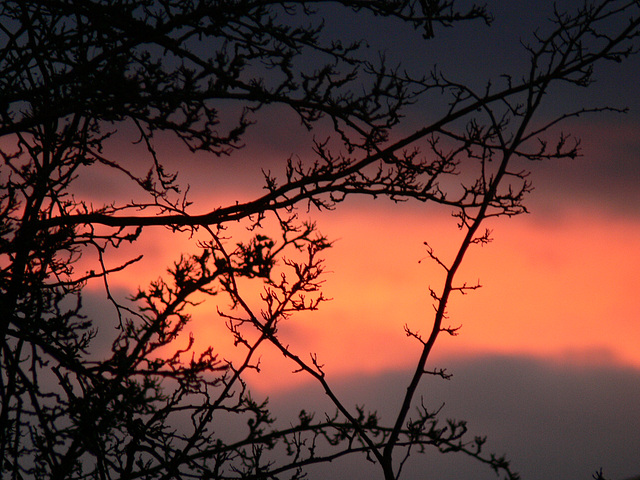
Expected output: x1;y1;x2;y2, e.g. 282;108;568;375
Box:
276;0;640;217
77;0;639;221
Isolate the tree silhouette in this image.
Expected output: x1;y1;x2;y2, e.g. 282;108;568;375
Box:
1;0;638;478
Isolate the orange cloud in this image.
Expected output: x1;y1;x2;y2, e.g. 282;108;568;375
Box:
79;196;640;392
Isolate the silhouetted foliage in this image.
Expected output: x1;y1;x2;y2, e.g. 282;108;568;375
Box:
1;0;638;479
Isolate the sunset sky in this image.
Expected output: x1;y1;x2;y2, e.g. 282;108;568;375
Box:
76;1;640;479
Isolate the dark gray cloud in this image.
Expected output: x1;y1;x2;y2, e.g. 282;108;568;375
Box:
522;117;640;219
338;0;640;219
264;354;640;480
79;288;640;480
70;0;639;221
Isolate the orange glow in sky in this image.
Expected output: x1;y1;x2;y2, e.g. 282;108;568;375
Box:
87;196;640;392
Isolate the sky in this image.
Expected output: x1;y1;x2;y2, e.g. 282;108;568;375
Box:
75;1;640;479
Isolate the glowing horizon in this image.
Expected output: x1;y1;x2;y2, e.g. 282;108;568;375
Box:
81;192;640;392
